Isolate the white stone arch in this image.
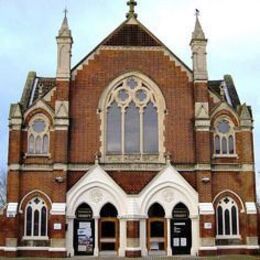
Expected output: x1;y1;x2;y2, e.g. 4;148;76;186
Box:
98;71;166;111
67;181;126;218
213;189;245;213
18;189;52;213
141;182;198;218
98;71;166;163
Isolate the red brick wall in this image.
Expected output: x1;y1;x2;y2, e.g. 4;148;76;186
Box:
69;49;195;164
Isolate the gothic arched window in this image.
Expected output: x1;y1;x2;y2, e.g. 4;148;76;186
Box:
101;75;165;163
216;197;239;238
28;116;50;155
214;119;235;156
24;197;48;238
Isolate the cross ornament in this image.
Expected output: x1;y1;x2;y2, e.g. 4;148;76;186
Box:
126;0;137;18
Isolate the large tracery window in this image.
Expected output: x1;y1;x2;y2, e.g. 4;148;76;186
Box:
214;119;235;156
216;197;239;239
24;197;48;239
28;116;50;155
105;76;163;161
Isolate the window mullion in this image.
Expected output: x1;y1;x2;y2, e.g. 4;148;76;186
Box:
140;108;143;154
32;209;35;236
222;208;225;236
39;208;42;236
229;207;233;235
122;107;125;155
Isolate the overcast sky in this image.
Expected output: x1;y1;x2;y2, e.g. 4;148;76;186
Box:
0;0;259;195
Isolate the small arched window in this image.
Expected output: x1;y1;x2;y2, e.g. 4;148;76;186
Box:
214;119;235;156
216;197;239;238
101;74;166;163
27;116;50;155
24;197;48;238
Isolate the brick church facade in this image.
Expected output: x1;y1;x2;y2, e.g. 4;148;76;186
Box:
0;1;259;257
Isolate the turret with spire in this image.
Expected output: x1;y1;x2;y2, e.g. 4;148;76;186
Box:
190;10;208;81
56;9;73;79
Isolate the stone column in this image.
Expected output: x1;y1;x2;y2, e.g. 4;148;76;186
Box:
94;217;99;256
190;215;200;256
66;216;74;257
166;218;172;256
118;218;126;257
140;218;148;256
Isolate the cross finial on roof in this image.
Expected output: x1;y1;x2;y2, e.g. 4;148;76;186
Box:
126;0;137;19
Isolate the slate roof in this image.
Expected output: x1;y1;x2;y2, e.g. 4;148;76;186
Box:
103;24;161;46
20;72;55;110
208;75;240;109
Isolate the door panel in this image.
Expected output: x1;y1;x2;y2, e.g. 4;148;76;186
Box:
99;218;119;252
74;219;94;256
171;219;191;255
148;218;166;252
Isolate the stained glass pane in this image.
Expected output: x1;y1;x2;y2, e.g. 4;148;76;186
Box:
35;136;42;154
217;120;230;134
231;206;238;235
217;206;223;235
215;135;220;154
143;102;158;153
222;137;227;154
125;102;140;153
224;209;230;235
29;135;34;154
118;89;129;102
229;135;234;154
136;89;147;102
32;119;46;133
34;210;39;236
26;206;32;236
41;207;47;236
107;102;121;153
127;77;138;89
43;135;48;154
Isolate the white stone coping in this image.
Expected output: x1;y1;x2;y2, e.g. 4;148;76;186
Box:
200;245;260;250
6;202;18;217
245;202;257;214
51;203;66;215
0;247;66;252
199;203;215;215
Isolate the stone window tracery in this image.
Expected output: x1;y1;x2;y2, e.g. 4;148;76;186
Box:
216;197;239;238
101;74;165;163
214;119;235;156
28;116;50;155
24;197;48;239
